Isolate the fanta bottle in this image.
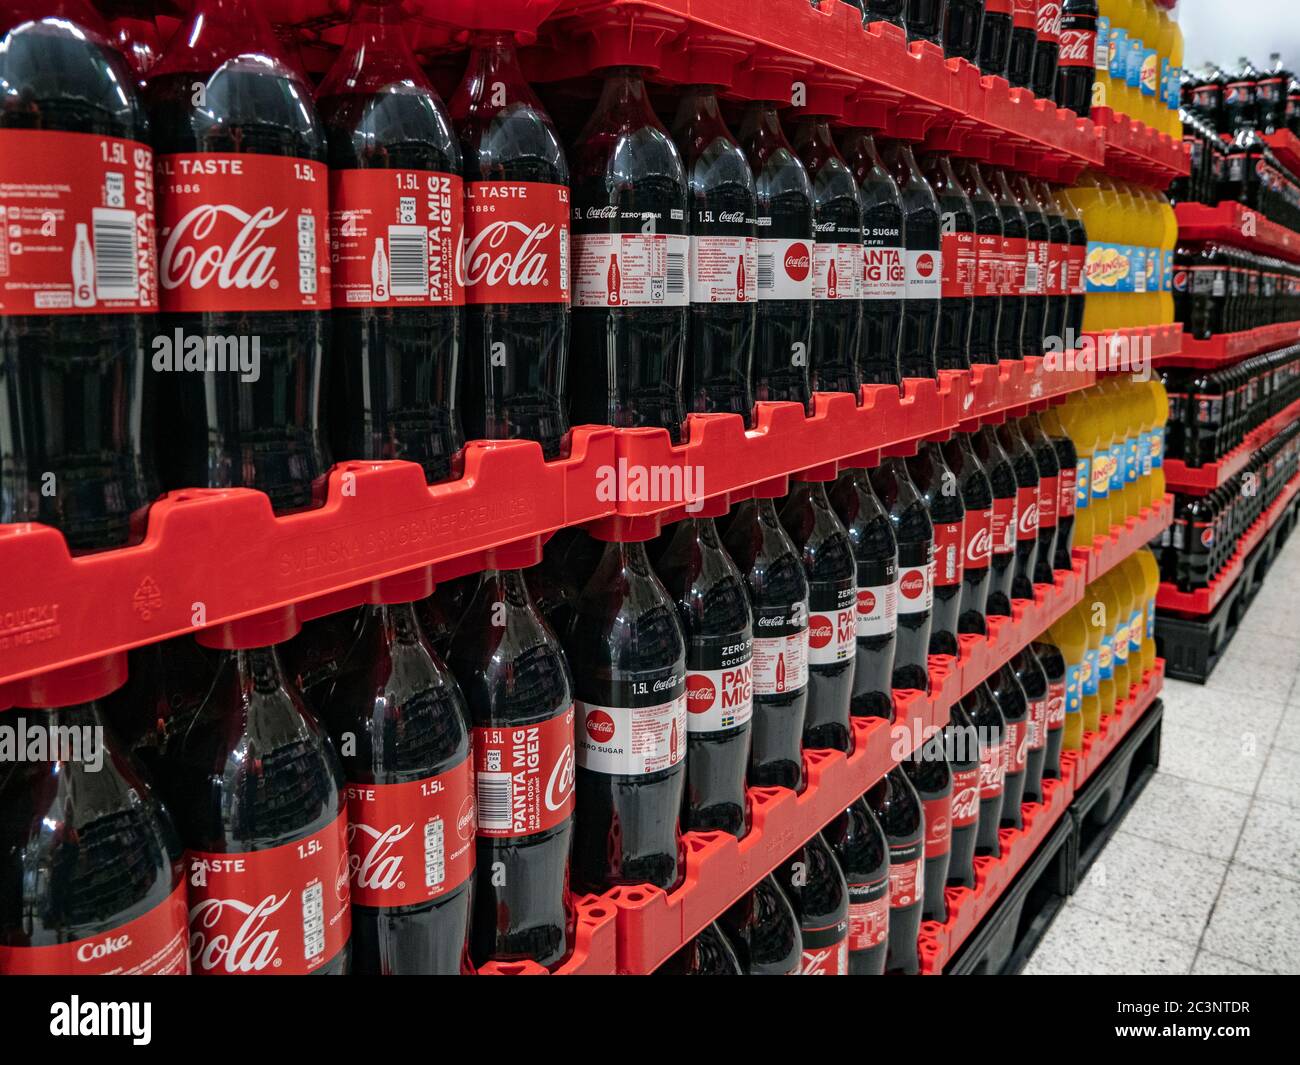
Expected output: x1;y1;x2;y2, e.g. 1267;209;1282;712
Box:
1085;573;1120;720
1048;605;1091;752
1134;546;1161;673
1095;0;1131;116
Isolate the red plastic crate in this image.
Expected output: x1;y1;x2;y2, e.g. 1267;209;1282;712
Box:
1072;660;1165;789
1175;202;1300;264
477;895;620;975
1264;130;1300;177
1156;321;1300;370
1072;494;1175;585
1162;395;1300;494
1081;323;1184;375
1091;106;1190;188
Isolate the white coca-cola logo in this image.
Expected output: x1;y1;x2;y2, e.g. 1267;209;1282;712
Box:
459;220;555;290
585;206;618;219
1018;502;1040;534
717;211;745;223
801;947;836;975
545;743;575;812
967;525;993;564
348;822;412;893
1058;29;1095;63
1036;2;1062;37
161;204;286;291
951;785;980;821
76;932;130;964
189;893;288;973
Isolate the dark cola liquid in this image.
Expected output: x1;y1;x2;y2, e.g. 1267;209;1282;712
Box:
659;921;742;974
945;0;986;62
998;418;1041;602
975;424;1017;618
654;518;754;837
864;0;907;26
1039;180;1071;346
980;4;1014;78
991;167;1028;362
867;766;924;975
1024;413;1062;585
1006;4;1037;87
958;160;1003;365
672;86;756;420
740;102;814;409
569;69;687;438
1062;191;1088;339
718;874;801;975
565;540;686;891
1046;418;1080;572
0;9;157;551
988;662;1029;830
794;117;863;397
963;683;1006;858
904;729;953;924
1032;5;1061;100
773;832;849;975
906;0;946;44
446;571;576;968
825;798;890;974
1012;645;1050;806
1015;173;1049;358
942;432;994;636
830;467;899;721
922;152;975;372
944;699;982;888
843;130;905;387
870;457;933;693
725;498;810;790
883;141;941;381
321;605;473;975
1032;638;1067;781
907;442;965;656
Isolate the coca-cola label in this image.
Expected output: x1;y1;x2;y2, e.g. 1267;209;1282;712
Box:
855;558;898;639
576;672;687;776
1004;718;1028;776
752;603;809;696
808;579;856;666
1038;473;1059;530
1016;484;1039;542
328;169;463;308
978;730;1006;798
923;794;952;859
1024;239;1048;296
847;877;889;952
0;130;158;315
1058;14;1097;70
690;233;757;304
964;506;995;571
572;230;689;308
813;240;860;301
758;237;814;300
1027;696;1048;752
941;230;976;299
462;180;569;305
1047;679;1067;731
1046;241;1069;298
974;232;1001;298
1012;0;1037;29
887;839;923;909
992;494;1018;555
933;520;964;588
1002;236;1028;298
186;808;351;975
905;247;941;301
897;557;934;615
473;708;575;839
686;633;754;732
0;879;189;975
863;243;906;300
800;920;849;975
1036;2;1062;41
1066;243;1087;296
950;765;980;828
157;153;329;313
1058;463;1078;520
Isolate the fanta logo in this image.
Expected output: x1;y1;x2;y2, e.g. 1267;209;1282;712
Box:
686;674;717;713
900;571;925;599
808;615;833;649
585;709;616;742
784;242;811;281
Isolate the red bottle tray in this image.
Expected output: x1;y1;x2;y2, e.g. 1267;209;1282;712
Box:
1082;323;1184;373
1263;130;1300;177
1156;321;1300;370
1090;107;1190;188
1162;395;1300;494
956;356;1096;431
1072;494;1175;585
1071;660;1165;789
1157;470;1300;616
1174;203;1300;264
478;895;619;975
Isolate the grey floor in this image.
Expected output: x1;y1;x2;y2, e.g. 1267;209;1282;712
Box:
1025;529;1300;976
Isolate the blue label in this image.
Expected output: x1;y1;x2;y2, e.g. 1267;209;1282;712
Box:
1076;456;1091;510
1127;37;1143;88
1125;436;1141;484
1129;609;1144;654
1146;596;1156;639
1141;47;1159;96
1065;663;1083;715
1083;648;1100;696
1161;58;1172;107
1163;248;1174;293
1108;443;1124;492
1099;635;1115;680
1108;26;1128;80
1152;427;1165;469
1139;430;1153;478
1168;65;1182;110
1085;241;1136;293
1097;17;1112;72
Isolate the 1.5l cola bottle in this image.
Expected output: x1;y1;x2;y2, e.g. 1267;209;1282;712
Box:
1015;171;1051;358
164;646;351;975
654;518;754;836
447;570;576;969
774;832;850;975
992;166;1029;362
942;432;995;635
146;0;331;513
673;86;756;419
944;698;982;888
870;457;934;692
963;682;1006;857
825;797;890;974
975;424;1018;618
866;765;925;975
450;32;569;456
660;921;742;974
981;0;1015;77
957;159;1004;365
922;151;975;372
1032;636;1069;781
321;604;474;975
1055;0;1098;116
988;661;1030;830
1032;0;1063;100
1023;412;1062;585
781;480;857;751
100;0;162;80
907;442;966;656
1012;645;1051;805
718;874;801;975
0;1;158;552
883;140;942;380
565;538;686;891
569;67;687;437
904;730;954;924
724;498;810;790
316;0;463;483
999;417;1041;601
0;693;189;975
1007;0;1039;87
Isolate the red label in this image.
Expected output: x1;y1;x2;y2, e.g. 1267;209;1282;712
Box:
1016;484;1039;542
1066;244;1086;295
1058;27;1097;69
1004;718;1028;776
888;857;922;909
0;129;158;315
1027;696;1048;752
974;233;1001;298
1036;2;1062;41
964;506;994;571
800;927;849;975
473;708;575;839
1058;464;1077;519
1047;242;1069;297
1012;0;1037;28
1002;236;1028;298
345;764;475;908
1047;680;1066;730
941;231;975;298
847;886;888;951
186;808;350;975
1026;240;1048;296
0;880;188;975
978;734;1005;798
1038;474;1059;529
985;0;1013;12
923;794;952;859
951;766;980;828
933;519;965;588
992;494;1017;555
328;169;464;308
462;180;569;305
157;153;329;313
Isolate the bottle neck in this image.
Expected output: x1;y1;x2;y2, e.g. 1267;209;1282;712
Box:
236;645;288;695
478;567;532;607
594;66;656;125
320;0;429;95
379;601;424;645
456;32;537;115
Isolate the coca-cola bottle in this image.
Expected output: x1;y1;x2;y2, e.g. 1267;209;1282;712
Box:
1038;180;1070;346
870;457;934;692
654;518;754;836
866;766;924;975
830;467;899;720
882;140;942;380
1055;0;1098;117
988;661;1029;829
564;539;686;891
316;0;463;483
569;67;687;436
163;646;351;975
1014;172;1049;358
906;0;946;44
922;151;975;372
941;432;995;635
825;797;890;974
991;166;1029;362
446;570;576;968
773;832;850;975
945;0;986;63
739;102;814;408
718;874;801;975
1007;0;1038;87
1032;637;1068;781
843;130;906;386
944;698;982;888
99;0;161;79
907;441;966;656
1023;413;1061;585
974;424;1018;617
998;418;1041;601
146;0;330;513
672;86;756;419
980;0;1015;78
794;116;863;396
957;159;1004;365
781;480;856;751
903;730;953;924
449;32;569;456
1032;1;1062;100
962;682;1006;857
1060;183;1088;339
864;0;907;27
0;2;158;551
724;498;810;789
659;921;742;974
1043;413;1080;572
1011;645;1050;805
0;693;189;975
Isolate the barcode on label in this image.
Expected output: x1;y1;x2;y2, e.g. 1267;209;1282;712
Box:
757;253;775;291
301;880;325;961
1024;262;1040;292
298;212;317;295
476;772;513;832
387;225;429;298
91;208;137;300
423;818;445;889
666;251;685;295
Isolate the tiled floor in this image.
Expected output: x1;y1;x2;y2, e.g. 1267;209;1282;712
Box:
1025;531;1300;975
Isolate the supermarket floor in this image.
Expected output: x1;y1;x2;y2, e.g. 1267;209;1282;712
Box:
1025;531;1300;976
